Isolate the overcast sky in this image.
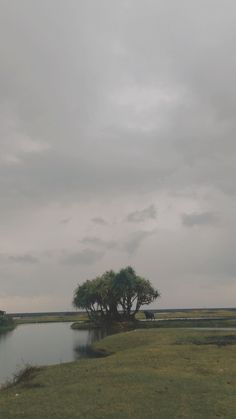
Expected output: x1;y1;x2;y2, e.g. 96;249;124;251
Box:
1;0;236;312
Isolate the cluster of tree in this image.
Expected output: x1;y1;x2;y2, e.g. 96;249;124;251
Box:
73;266;160;323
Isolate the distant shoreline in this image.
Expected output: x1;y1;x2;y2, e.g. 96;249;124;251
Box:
9;307;236;317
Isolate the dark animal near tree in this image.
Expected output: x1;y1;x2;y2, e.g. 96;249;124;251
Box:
144;310;155;320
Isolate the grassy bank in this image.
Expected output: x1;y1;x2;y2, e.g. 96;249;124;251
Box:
1;328;236;418
137;308;236;320
136;318;236;328
15;313;87;325
71;316;236;331
13;308;236;326
71;320;137;331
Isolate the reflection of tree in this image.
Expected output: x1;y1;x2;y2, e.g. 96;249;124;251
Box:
73;328;111;359
73;343;90;360
0;328;14;343
90;328;108;342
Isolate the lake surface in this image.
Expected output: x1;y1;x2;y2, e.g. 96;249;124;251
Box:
0;323;106;385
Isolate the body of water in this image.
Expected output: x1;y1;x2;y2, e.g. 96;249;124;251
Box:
0;322;106;385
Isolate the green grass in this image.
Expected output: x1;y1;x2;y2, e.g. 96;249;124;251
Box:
71;316;236;331
136;318;236;328
1;328;236;418
15;313;88;325
136;308;236;320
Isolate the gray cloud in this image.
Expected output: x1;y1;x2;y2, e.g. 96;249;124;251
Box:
80;237;117;250
60;218;71;225
91;217;107;226
124;230;156;255
61;249;104;266
126;205;157;223
7;254;39;264
1;1;236;310
182;212;218;227
0;0;235;210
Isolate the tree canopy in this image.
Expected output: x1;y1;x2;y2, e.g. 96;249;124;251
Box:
73;266;160;323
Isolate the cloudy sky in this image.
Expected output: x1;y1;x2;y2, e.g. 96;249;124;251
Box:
1;0;236;312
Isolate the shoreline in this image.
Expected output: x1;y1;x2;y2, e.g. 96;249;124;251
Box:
71;316;236;331
1;327;236;418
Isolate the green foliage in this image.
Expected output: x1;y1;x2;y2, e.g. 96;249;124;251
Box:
0;313;14;330
73;266;160;322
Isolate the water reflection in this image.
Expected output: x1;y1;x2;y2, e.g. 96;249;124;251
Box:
73;328;109;359
0;328;14;343
0;323;108;385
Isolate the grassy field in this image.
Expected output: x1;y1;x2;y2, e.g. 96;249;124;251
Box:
136;308;236;320
12;308;236;327
12;308;236;322
72;318;236;330
14;312;87;325
1;328;236;418
136;318;236;328
72;309;236;330
159;308;236;319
